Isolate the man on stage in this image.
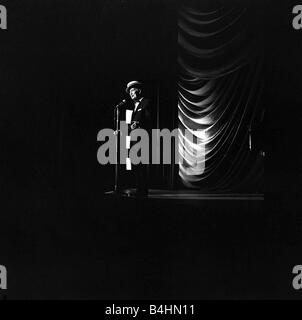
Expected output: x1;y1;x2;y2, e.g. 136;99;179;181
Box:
125;81;151;197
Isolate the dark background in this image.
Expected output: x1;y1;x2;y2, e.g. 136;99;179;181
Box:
0;0;301;299
0;0;177;197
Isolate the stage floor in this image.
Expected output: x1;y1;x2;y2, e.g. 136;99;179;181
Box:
119;189;264;201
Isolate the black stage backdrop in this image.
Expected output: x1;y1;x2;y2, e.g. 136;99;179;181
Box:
0;0;177;196
0;0;301;300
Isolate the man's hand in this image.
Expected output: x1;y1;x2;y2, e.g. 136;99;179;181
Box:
131;121;138;130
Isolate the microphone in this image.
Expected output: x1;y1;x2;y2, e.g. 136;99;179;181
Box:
115;99;127;108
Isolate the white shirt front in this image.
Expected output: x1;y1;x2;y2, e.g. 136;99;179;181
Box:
134;97;143;112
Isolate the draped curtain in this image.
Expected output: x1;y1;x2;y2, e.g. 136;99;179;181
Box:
178;2;264;192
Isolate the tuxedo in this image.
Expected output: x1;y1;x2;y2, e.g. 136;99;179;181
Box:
130;97;151;131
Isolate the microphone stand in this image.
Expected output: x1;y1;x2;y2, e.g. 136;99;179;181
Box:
114;104;120;193
105;99;127;196
105;103;123;196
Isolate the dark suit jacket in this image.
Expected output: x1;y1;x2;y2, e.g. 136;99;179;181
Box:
131;97;152;132
130;97;152;166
